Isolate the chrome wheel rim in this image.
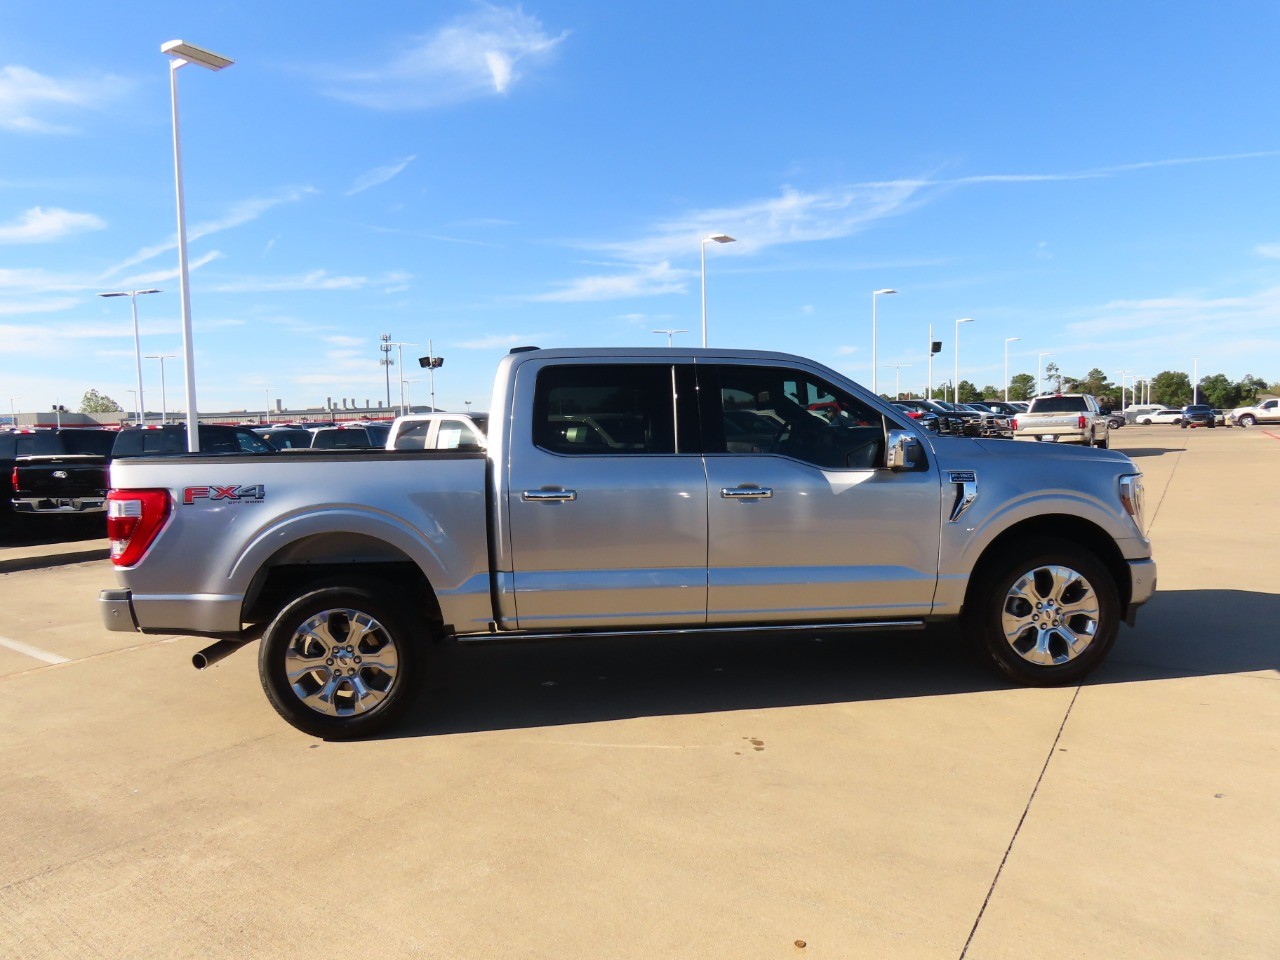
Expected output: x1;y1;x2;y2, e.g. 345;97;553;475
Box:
1001;564;1100;666
284;608;399;717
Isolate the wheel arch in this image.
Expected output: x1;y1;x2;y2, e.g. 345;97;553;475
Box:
241;532;443;634
962;514;1131;617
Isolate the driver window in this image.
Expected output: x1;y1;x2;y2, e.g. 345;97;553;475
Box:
715;365;892;469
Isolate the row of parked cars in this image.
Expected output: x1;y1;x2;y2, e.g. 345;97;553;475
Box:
2;414;494;536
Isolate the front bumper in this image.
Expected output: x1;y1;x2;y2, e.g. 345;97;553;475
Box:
1124;557;1157;626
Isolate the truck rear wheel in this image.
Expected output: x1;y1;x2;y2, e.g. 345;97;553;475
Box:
1239;414;1256;427
964;540;1119;686
259;584;423;739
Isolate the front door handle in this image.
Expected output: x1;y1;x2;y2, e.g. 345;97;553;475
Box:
522;489;577;502
720;486;773;499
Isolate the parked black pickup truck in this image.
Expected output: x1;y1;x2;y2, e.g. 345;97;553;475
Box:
7;425;274;531
3;428;117;530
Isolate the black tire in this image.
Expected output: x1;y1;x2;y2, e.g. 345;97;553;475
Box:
259;584;424;739
1179;421;1188;429
963;539;1120;686
1095;436;1108;449
1239;415;1256;427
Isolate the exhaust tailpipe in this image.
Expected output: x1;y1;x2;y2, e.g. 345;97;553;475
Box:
193;639;246;670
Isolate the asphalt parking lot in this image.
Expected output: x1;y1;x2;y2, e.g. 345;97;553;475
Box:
1;425;1276;960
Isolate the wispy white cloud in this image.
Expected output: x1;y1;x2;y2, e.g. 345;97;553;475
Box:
0;206;105;243
326;3;568;110
523;150;1280;304
346;156;416;196
524;261;694;303
1257;243;1280;259
0;64;131;134
99;187;316;279
457;332;549;349
209;269;380;294
1063;286;1280;365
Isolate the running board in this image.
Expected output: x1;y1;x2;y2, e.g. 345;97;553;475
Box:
455;619;926;644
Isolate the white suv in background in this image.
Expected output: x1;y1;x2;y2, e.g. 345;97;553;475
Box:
385;413;489;450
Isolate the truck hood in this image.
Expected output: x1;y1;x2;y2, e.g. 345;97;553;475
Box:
928;435;1137;470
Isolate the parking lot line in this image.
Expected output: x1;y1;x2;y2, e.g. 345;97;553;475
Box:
0;634;70;665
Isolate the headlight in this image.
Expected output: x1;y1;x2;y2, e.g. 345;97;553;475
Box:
1119;474;1145;533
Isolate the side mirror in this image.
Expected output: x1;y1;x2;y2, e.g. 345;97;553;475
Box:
886;429;924;471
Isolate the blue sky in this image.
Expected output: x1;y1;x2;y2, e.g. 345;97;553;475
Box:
3;1;1279;416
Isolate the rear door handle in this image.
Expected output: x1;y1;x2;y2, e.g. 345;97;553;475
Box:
720;486;773;499
522;489;578;502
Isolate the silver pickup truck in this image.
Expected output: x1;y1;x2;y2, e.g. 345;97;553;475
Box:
99;347;1156;738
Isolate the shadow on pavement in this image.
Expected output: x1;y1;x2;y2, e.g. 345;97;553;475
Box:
1115;447;1185;458
0;516;105;547
387;588;1277;740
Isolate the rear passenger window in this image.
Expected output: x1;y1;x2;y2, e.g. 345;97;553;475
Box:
533;365;677;455
437;420;482;450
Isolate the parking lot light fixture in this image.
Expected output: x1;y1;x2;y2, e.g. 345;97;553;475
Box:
954;318;974;404
871;289;897;394
652;329;688;348
701;234;735;348
1004;337;1020;401
144;354;176;424
99;289;161;426
163;39;233;452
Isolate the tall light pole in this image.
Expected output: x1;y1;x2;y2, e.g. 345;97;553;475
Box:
700;233;735;348
1003;337;1021;401
652;329;688;347
882;363;912;400
401;378;422;412
927;322;934;400
379;333;394;410
871;289;897;394
8;397;21;427
163;39;233;452
954;318;974;404
1116;370;1131;411
98;289;161;426
1037;352;1052;397
145;354;176;424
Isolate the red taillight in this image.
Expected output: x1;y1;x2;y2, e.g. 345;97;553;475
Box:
9;466;17;491
106;489;171;566
1077;415;1087;429
907;411;922;419
1011;418;1019;431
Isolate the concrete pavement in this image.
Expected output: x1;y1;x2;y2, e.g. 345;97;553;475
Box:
0;425;1275;959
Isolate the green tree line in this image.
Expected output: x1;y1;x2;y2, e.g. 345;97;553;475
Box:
897;369;1275;408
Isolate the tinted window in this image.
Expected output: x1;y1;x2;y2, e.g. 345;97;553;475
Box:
16;433;62;455
59;431;117;455
707;365;891;469
1030;396;1088;413
533;365;677;455
393;421;433;450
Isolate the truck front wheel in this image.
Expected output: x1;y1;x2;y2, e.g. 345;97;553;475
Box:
964;540;1120;686
259;584;423;739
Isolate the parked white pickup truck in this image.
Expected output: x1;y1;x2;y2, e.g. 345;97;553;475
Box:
99;347;1156;738
1229;398;1280;427
1011;394;1110;447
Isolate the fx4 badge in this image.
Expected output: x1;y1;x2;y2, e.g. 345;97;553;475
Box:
182;484;266;505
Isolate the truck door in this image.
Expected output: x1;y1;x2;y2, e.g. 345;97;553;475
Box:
503;360;708;630
699;362;941;624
